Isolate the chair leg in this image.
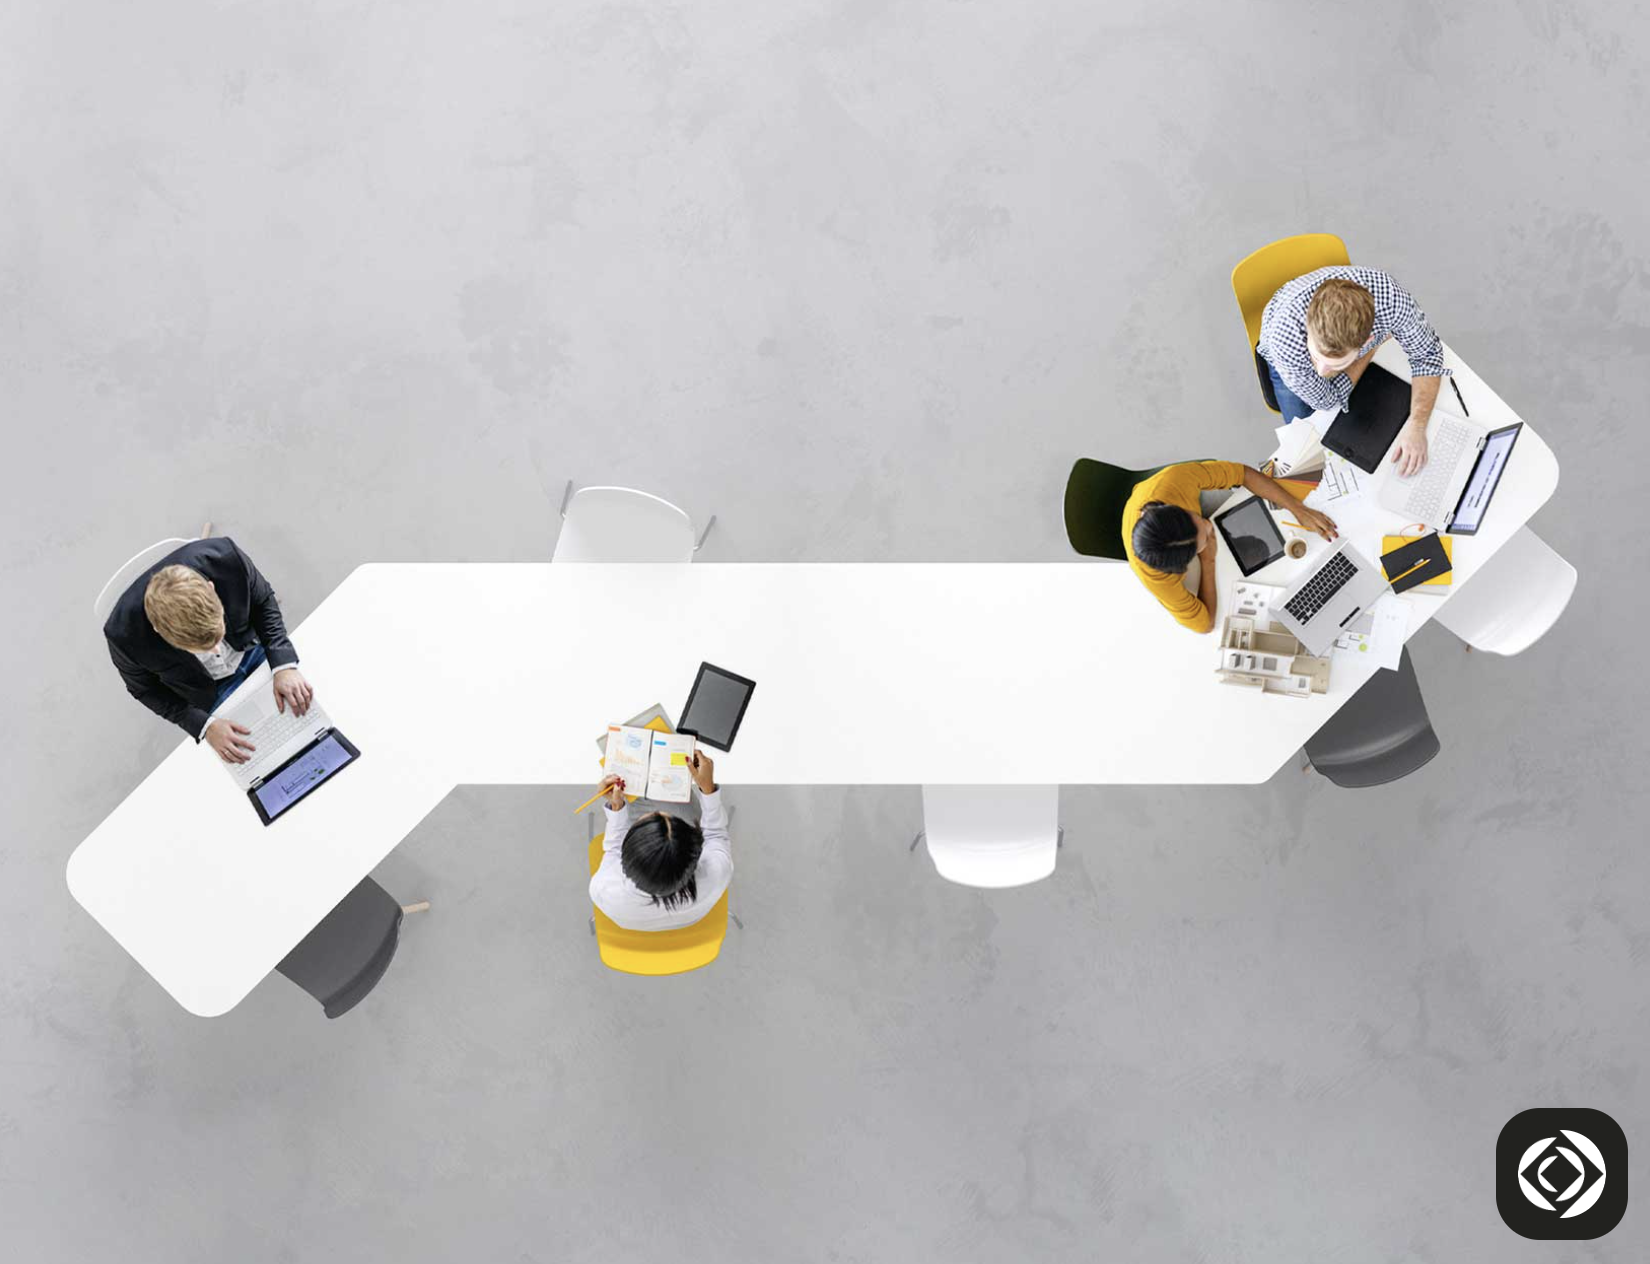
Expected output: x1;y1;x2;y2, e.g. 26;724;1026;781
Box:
730;911;744;930
559;479;574;519
588;915;595;936
200;521;213;538
400;900;431;915
909;829;925;853
1056;825;1065;850
693;514;717;553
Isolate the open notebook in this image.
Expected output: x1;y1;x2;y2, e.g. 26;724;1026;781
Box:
601;715;696;804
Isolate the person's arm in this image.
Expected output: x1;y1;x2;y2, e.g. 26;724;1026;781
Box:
1387;374;1442;477
227;540;314;714
1189;537;1219;634
1240;466;1339;542
1384;279;1447;476
598;775;631;857
690;752;733;900
229;540;298;669
107;637;211;739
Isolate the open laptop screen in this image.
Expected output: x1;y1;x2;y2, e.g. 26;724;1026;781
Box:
250;730;360;824
1449;423;1521;536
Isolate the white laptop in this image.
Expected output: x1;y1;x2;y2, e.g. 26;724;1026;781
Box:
1272;542;1389;657
211;662;360;824
1373;412;1522;535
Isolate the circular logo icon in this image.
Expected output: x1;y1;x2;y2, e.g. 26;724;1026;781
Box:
1516;1130;1607;1219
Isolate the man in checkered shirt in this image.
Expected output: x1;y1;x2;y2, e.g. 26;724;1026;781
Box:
1257;266;1448;476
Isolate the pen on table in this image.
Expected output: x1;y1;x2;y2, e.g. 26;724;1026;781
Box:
1449;376;1469;416
572;781;623;814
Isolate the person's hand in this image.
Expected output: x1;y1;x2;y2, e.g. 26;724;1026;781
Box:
1289;505;1339;542
205;718;256;764
688;749;717;794
272;668;314;717
599;774;627;809
1390;418;1429;478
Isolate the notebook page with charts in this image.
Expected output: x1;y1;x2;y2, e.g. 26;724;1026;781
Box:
646;732;697;803
602;725;696;803
603;725;653;790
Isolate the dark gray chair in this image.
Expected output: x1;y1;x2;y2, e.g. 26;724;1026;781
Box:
1304;647;1440;787
275;878;428;1018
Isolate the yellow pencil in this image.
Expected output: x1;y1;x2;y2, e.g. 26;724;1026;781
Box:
572;783;621;814
1387;557;1430;586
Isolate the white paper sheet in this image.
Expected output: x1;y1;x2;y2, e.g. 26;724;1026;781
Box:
1333;594;1409;671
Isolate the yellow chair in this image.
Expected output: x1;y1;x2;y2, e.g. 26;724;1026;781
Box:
1230;233;1350;412
587;833;731;975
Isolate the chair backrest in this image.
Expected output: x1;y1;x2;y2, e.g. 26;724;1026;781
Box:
275;877;404;1018
1231;234;1350;411
1434;526;1576;656
920;785;1060;888
1063;460;1172;560
1304;647;1440;788
92;538;194;626
587;836;729;975
553;487;696;563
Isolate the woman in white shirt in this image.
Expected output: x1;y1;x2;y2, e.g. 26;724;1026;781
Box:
588;750;732;931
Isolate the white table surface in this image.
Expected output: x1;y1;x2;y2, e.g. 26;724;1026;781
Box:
66;341;1557;1015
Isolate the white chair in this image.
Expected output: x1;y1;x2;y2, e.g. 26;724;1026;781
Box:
552;482;715;562
91;524;212;626
911;785;1062;889
1434;526;1576;656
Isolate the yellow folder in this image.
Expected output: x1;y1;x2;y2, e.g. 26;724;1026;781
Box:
1382;534;1453;586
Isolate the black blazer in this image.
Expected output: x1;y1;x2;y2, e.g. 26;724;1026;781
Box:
104;537;299;739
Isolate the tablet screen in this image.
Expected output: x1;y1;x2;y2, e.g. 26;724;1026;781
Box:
1214;496;1286;576
679;663;756;752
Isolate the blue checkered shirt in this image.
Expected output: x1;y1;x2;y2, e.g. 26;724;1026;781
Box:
1257;266;1448;414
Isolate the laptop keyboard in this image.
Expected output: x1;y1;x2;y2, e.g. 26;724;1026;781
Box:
228;706;313;787
1399;416;1473;522
1283;551;1358;625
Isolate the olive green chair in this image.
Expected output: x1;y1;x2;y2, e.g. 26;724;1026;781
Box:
1065;456;1230;560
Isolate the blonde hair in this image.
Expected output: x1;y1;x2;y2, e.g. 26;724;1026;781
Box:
144;566;224;650
1306;278;1376;356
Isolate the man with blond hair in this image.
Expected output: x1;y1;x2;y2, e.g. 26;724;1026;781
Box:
104;537;313;763
1256;266;1448;476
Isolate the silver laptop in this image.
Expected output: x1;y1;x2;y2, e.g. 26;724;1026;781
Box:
1374;412;1522;534
214;661;334;791
1273;542;1389;656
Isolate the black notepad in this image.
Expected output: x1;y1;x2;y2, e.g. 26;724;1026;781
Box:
1380;532;1453;595
1321;364;1412;473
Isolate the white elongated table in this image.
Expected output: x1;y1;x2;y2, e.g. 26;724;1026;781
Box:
67;342;1557;1015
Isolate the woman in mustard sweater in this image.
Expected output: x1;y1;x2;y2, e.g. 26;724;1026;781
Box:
1123;461;1337;633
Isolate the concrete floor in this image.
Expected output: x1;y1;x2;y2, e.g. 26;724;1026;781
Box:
4;1;1649;1260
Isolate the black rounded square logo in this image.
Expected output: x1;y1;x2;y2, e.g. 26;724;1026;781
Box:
1497;1108;1628;1240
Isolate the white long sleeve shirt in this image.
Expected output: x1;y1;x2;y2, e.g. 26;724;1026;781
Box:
591;787;733;931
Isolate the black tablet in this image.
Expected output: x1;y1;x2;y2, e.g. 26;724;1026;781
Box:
1213;496;1286;577
679;663;756;752
1321;363;1411;473
247;728;361;826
